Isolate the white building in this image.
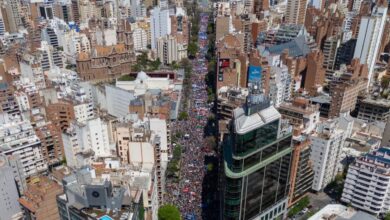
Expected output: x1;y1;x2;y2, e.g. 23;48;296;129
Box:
353;6;387;86
352;0;363;13
0;159;23;220
129;0;146;19
133;27;148;51
269;64;291;107
310;0;323;10
116;71;171;95
105;84;136;118
150;6;171;49
341;147;390;216
14;91;30;112
130;170;159;220
62;30;91;64
0;115;47;186
149;118;169;172
310;118;350;191
128;141;155;170
309;204;376;220
38;41;64;71
56;83;95;123
62;117;112;168
156;35;178;65
73;101;94;123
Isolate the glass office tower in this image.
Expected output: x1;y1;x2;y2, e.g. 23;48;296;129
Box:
222;91;293;220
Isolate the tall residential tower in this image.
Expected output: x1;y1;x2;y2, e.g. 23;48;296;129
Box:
222;83;293;220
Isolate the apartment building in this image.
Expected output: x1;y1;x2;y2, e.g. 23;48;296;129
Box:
341;147;390;216
310;118;351;191
0;116;48;190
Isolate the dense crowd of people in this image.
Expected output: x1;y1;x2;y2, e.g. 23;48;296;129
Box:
165;13;213;220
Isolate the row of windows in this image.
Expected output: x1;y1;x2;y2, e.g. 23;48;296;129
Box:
230;135;292;173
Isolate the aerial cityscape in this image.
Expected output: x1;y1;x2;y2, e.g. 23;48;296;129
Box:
0;0;389;219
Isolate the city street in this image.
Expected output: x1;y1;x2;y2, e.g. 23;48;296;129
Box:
165;12;219;220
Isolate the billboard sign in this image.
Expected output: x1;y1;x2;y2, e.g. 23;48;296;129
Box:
248;65;262;83
219;59;230;68
218;59;230;81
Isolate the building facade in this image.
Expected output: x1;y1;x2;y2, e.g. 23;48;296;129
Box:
353;6;388;85
310;119;348;191
222;87;292;220
341;147;390;216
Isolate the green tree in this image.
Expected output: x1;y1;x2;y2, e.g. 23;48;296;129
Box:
158;204;181;220
288;196;310;217
188;42;199;58
178;111;189;121
139;205;145;220
118;75;135;81
138;52;148;67
132;63;141;72
149;58;161;71
385;212;390;220
381;77;390;89
171;61;180;70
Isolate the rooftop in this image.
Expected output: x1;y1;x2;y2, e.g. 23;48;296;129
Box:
267;35;311;57
308;204;377;220
361;97;390;107
233;105;281;135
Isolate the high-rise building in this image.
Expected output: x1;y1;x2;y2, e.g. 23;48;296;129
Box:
341;147;390;216
34;122;64;167
356;97;390;122
129;0;146;18
278;97;320;136
150;6;171;49
269;63;291;107
0;81;20;117
285;0;307;25
354;6;388;86
323;36;341;78
278;98;319;206
288;137;313;206
335;39;357;70
310;117;351;191
222;84;293;220
133;27;148;51
382;118;390;146
38;41;64;70
62;117;112;168
41;27;59;48
0;158;23;220
304;51;326;96
0;115;48;190
157;35;178;64
329;59;368;116
57;167;142;219
216;33;248;91
71;0;80;24
2;0;23;33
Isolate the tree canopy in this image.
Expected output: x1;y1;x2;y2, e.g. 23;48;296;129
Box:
158;204;181;220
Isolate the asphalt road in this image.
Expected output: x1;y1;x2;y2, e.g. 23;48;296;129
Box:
291;192;333;220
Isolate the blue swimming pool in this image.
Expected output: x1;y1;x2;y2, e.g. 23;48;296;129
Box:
99;215;113;220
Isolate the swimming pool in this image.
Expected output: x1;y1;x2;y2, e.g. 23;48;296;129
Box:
99;215;113;220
